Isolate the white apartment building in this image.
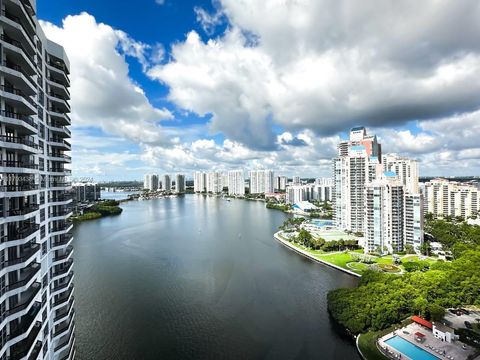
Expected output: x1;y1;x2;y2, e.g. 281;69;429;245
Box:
334;127;423;254
275;176;287;191
383;154;419;194
249;170;274;194
175;174;185;194
228;170;245;196
0;1;75;358
286;185;313;204
72;182;100;203
162;174;171;192
193;171;206;193
206;171;222;194
422;178;479;219
292;176;300;185
314;178;333;202
364;174;405;254
143;174;159;191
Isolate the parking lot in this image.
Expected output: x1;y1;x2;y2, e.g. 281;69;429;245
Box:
444;309;480;331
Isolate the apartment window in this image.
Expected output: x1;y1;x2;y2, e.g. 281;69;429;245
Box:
42;340;48;356
41;241;47;256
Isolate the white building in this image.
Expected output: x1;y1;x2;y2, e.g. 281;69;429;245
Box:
249;170;274;194
162;174;171;192
0;3;75;358
228;170;245;196
286;185;311;204
206;171;222;194
432;323;458;343
275;176;287;191
422;178;479;219
334;127;423;254
313;178;333;202
292;176;301;185
194;171;207;193
72;182;100;202
383;154;419;194
364;173;405;254
144;174;159;191
175;174;185;194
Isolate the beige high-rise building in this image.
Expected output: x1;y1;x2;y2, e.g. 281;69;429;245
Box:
421;178;479;219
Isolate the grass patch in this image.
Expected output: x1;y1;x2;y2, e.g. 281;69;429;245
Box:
347;262;370;272
358;331;389;360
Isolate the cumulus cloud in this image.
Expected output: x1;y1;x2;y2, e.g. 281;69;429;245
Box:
148;0;480;151
40;13;173;146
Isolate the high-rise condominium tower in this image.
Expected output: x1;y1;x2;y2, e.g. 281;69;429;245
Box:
0;1;75;358
333;127;423;253
249;170;274;194
162;174;171;192
193;172;206;193
228;170;245;196
175;174;185;194
144;174;159;191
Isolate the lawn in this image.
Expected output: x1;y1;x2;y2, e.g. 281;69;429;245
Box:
357;331;389;360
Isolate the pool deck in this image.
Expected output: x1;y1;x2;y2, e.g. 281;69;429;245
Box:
378;323;477;360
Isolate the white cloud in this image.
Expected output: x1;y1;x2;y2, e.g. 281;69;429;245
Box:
40;13;173;147
155;0;165;5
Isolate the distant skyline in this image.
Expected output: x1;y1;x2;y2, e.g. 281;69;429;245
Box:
38;0;480;180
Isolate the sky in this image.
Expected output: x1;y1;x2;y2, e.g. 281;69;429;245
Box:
38;0;480;181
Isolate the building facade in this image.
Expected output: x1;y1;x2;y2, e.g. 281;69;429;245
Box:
143;174;158;191
206;171;222;194
162;174;171;192
0;2;75;358
421;178;479;220
249;170;274;194
175;174;185;194
227;170;244;196
193;171;206;193
71;182;100;203
275;176;287;191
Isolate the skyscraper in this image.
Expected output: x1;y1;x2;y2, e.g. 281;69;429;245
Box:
249;170;274;194
275;176;287;191
144;174;159;191
175;174;185;194
193;171;206;193
228;170;245;196
206;171;222;194
0;2;75;358
162;174;171;192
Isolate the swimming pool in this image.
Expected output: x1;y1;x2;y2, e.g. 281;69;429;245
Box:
385;336;439;360
309;219;334;227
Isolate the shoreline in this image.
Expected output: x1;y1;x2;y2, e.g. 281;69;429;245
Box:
273;231;361;278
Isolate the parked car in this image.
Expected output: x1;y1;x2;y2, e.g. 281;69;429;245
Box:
460;308;470;315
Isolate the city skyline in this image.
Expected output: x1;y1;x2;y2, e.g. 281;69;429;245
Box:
37;0;480;180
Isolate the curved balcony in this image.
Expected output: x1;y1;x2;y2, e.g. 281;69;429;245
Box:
0;285;40;325
5;300;41;346
58;340;75;360
51;271;74;297
53;298;74;325
1;223;38;244
47;76;70;96
48;181;72;191
48;91;70;112
1;204;39;224
51;234;74;250
51;259;74;282
48;122;71;138
54;327;75;355
0;184;39;194
48;153;72;163
4;0;37;35
0;109;36;134
51;285;74;310
53;315;75;344
48;107;71;125
2;243;39;270
48;167;72;176
48;194;73;206
9;320;42;360
0;262;40;299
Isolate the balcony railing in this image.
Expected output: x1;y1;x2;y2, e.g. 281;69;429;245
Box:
52;234;74;248
0;183;39;192
53;312;74;337
3;243;39;267
49;167;72;174
49;182;72;188
1;262;40;296
0;286;40;322
7;300;41;340
0;160;38;169
0;135;37;148
52;260;74;278
0;33;35;65
1;10;36;46
0;85;36;106
1;223;39;243
49;194;73;202
1;61;36;88
52;271;73;292
54;329;74;353
10;320;42;360
54;298;74;322
6;204;39;217
48;153;71;161
52;286;74;308
0;109;35;127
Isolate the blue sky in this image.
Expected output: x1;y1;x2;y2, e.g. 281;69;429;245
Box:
37;0;480;180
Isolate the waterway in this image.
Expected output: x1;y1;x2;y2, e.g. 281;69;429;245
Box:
72;194;359;359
